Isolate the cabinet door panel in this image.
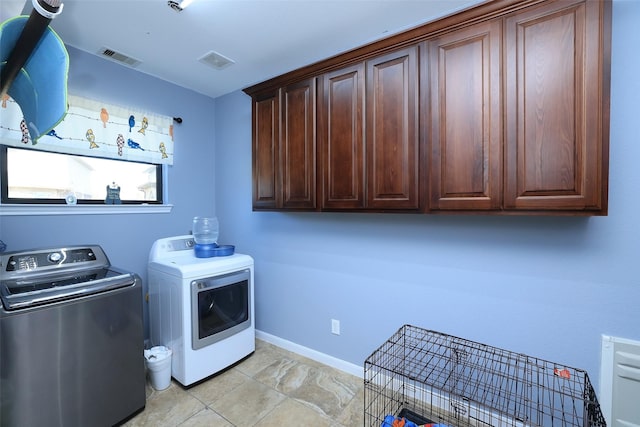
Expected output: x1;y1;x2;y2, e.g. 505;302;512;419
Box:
252;92;279;209
281;78;316;209
505;0;607;211
366;46;419;209
429;20;502;210
319;64;365;209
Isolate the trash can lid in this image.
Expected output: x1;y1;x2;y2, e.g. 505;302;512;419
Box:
144;346;172;361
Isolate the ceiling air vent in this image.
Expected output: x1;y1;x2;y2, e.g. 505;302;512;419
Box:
198;51;235;70
99;47;142;68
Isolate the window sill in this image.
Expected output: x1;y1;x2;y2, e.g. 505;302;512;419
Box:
0;204;174;216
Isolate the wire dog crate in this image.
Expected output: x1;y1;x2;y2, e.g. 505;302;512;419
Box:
364;325;606;427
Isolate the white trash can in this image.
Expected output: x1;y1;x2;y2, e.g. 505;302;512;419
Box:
144;346;172;390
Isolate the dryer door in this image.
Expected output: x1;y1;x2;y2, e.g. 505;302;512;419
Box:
190;268;251;350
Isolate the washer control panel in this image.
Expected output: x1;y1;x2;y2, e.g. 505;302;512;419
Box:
1;246;106;276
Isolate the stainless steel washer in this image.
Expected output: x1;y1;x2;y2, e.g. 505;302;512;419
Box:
0;245;145;427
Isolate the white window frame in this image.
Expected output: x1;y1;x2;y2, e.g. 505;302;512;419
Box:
0;146;173;216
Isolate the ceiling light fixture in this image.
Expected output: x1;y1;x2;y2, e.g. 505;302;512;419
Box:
167;0;195;12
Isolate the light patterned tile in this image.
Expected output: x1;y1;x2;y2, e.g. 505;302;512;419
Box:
235;341;293;378
208;378;287;427
252;357;308;393
179;408;234;427
132;340;366;426
123;382;205;427
335;387;365;425
189;368;249;406
254;398;334;427
289;365;361;419
253;357;361;420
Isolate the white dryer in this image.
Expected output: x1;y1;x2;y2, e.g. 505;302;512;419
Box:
148;235;254;386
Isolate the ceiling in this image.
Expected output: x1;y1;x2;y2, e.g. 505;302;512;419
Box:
2;0;484;99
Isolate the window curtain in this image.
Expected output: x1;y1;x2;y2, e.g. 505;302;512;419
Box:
0;94;174;165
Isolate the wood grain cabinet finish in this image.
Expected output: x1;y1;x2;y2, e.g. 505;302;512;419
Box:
366;46;420;210
428;20;502;211
281;78;317;209
318;63;365;209
252;92;279;209
504;0;610;213
318;47;419;211
245;0;610;215
251;79;316;210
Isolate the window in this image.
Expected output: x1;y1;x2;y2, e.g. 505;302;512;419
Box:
1;145;163;204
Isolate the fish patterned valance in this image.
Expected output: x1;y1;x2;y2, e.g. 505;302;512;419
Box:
0;94;174;165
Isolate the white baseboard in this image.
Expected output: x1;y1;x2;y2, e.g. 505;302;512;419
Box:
255;329;364;379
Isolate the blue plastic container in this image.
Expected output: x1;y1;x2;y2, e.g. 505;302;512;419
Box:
194;243;235;258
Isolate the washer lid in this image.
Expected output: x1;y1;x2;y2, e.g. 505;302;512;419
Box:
1;267;135;311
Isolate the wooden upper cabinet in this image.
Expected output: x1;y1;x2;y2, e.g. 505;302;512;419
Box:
251;78;316;210
366;46;420;210
246;0;610;215
428;20;502;211
281;78;317;209
318;63;365;210
318;46;419;211
252;91;279;209
504;0;610;213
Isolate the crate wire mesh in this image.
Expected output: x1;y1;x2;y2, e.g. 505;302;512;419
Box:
364;325;606;427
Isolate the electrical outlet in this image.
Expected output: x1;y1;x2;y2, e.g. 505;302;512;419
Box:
331;319;340;335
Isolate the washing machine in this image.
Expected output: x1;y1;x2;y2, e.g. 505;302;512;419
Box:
147;235;254;386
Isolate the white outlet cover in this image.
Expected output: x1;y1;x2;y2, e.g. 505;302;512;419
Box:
331;319;340;335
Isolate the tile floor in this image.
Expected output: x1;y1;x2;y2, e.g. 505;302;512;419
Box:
123;339;365;426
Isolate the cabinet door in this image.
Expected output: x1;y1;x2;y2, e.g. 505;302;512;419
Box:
366;46;419;210
280;78;316;209
429;20;502;211
505;0;609;212
318;63;365;209
252;92;279;210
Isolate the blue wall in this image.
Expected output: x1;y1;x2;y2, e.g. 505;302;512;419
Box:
1;0;637;395
213;0;640;391
0;46;217;337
